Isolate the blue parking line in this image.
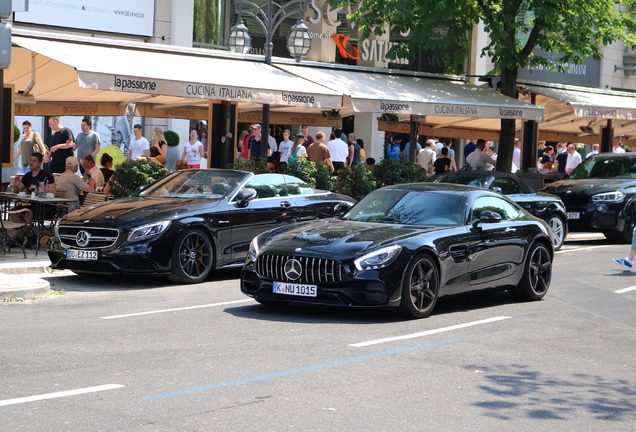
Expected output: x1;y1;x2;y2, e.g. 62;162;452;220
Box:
142;338;460;401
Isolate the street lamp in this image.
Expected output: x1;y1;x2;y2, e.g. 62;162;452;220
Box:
228;0;312;156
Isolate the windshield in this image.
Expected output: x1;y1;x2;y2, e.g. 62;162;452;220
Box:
436;173;490;188
344;189;466;226
139;170;247;199
569;155;636;179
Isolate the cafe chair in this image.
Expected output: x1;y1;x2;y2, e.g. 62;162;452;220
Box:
82;192;108;208
1;209;29;258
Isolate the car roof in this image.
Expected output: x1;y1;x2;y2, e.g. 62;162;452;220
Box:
429;170;536;194
381;182;501;197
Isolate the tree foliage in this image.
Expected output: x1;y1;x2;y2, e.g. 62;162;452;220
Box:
338;0;636;172
109;160;168;198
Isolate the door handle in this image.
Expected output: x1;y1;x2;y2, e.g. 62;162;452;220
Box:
280;201;291;208
505;227;516;233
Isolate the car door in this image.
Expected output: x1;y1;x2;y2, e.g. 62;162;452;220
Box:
467;196;526;288
228;174;299;260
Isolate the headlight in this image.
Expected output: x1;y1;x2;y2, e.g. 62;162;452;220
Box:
354;245;402;271
247;236;261;262
591;191;625;202
128;221;171;242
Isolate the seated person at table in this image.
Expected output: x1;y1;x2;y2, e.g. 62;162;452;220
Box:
11;152;57;225
15;152;56;195
81;154;105;189
57;156;94;211
100;153;115;184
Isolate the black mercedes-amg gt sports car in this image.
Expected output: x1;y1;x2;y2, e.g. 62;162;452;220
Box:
241;183;554;319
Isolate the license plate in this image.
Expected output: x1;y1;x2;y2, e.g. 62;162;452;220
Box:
66;249;98;260
273;282;317;297
566;212;580;220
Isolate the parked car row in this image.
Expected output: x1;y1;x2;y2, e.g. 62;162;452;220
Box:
49;168;556;319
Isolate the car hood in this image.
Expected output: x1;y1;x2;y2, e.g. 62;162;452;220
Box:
542;178;636;195
61;197;221;225
261;219;442;257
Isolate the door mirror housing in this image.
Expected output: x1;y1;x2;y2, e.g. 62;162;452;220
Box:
334;201;353;215
236;188;257;207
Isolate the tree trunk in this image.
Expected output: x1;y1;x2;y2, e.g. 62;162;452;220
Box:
495;67;519;173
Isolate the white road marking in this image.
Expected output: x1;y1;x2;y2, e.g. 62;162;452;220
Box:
350;316;512;347
100;299;255;319
615;286;636;294
555;245;610;254
0;384;124;407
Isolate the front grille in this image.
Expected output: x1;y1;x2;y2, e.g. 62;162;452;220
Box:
256;255;346;283
58;225;120;249
561;194;590;207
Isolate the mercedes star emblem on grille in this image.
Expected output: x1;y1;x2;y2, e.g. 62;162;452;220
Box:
284;258;302;281
76;230;90;247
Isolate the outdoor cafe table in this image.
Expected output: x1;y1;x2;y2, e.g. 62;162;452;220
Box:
0;192;77;256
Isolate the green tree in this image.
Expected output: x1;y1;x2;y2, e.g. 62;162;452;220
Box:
193;0;221;46
338;0;636;172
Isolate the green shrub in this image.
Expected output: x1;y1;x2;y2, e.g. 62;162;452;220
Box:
315;161;335;191
109;159;168;198
228;157;268;174
14;125;20;143
287;156;317;187
373;157;426;188
336;164;376;201
164;130;180;147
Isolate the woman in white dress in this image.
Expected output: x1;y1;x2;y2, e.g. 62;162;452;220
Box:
181;130;205;168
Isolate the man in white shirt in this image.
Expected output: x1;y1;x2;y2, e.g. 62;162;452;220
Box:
512;138;522;171
565;144;582;174
613;142;626;153
466;139;497;170
327;129;349;171
128;124;150;160
417;139;437;176
586;144;599;159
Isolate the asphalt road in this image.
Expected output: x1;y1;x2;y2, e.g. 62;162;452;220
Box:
1;238;635;431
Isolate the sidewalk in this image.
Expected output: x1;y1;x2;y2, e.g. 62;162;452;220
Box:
0;246;53;301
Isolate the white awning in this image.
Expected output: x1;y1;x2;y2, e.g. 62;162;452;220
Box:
10;34;342;109
278;65;544;121
523;83;636;120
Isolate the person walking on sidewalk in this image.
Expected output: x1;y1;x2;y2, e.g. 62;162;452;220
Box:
613;229;636;270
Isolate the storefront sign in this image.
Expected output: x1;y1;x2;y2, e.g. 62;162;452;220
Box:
14;0;155;37
573;106;636;120
135;105;209;120
238;112;341;127
14;102;127;116
79;72;342;108
333;34;360;60
518;48;600;87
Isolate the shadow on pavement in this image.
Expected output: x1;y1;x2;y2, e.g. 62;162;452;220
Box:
225;290;521;325
466;363;636;422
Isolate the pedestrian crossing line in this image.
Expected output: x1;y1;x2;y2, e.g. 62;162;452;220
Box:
0;384;124;407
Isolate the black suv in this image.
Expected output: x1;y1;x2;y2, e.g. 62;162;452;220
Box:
540;153;636;243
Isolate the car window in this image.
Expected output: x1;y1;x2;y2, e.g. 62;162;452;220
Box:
345;190;465;226
569;156;636;179
436;173;489;188
472;196;521;221
490;178;522;194
140;170;244;199
245;173;314;199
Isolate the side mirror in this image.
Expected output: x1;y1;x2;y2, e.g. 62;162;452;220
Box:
492;186;502;193
236;188;257;207
471;210;502;231
334;201;353;215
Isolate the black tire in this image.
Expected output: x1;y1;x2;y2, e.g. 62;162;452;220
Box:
397;254;439;319
168;228;214;284
511;242;552;301
546;213;566;250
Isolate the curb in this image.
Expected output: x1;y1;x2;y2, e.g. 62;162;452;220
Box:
0;274;51;301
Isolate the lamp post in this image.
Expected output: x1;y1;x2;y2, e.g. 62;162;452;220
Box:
228;0;312;157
